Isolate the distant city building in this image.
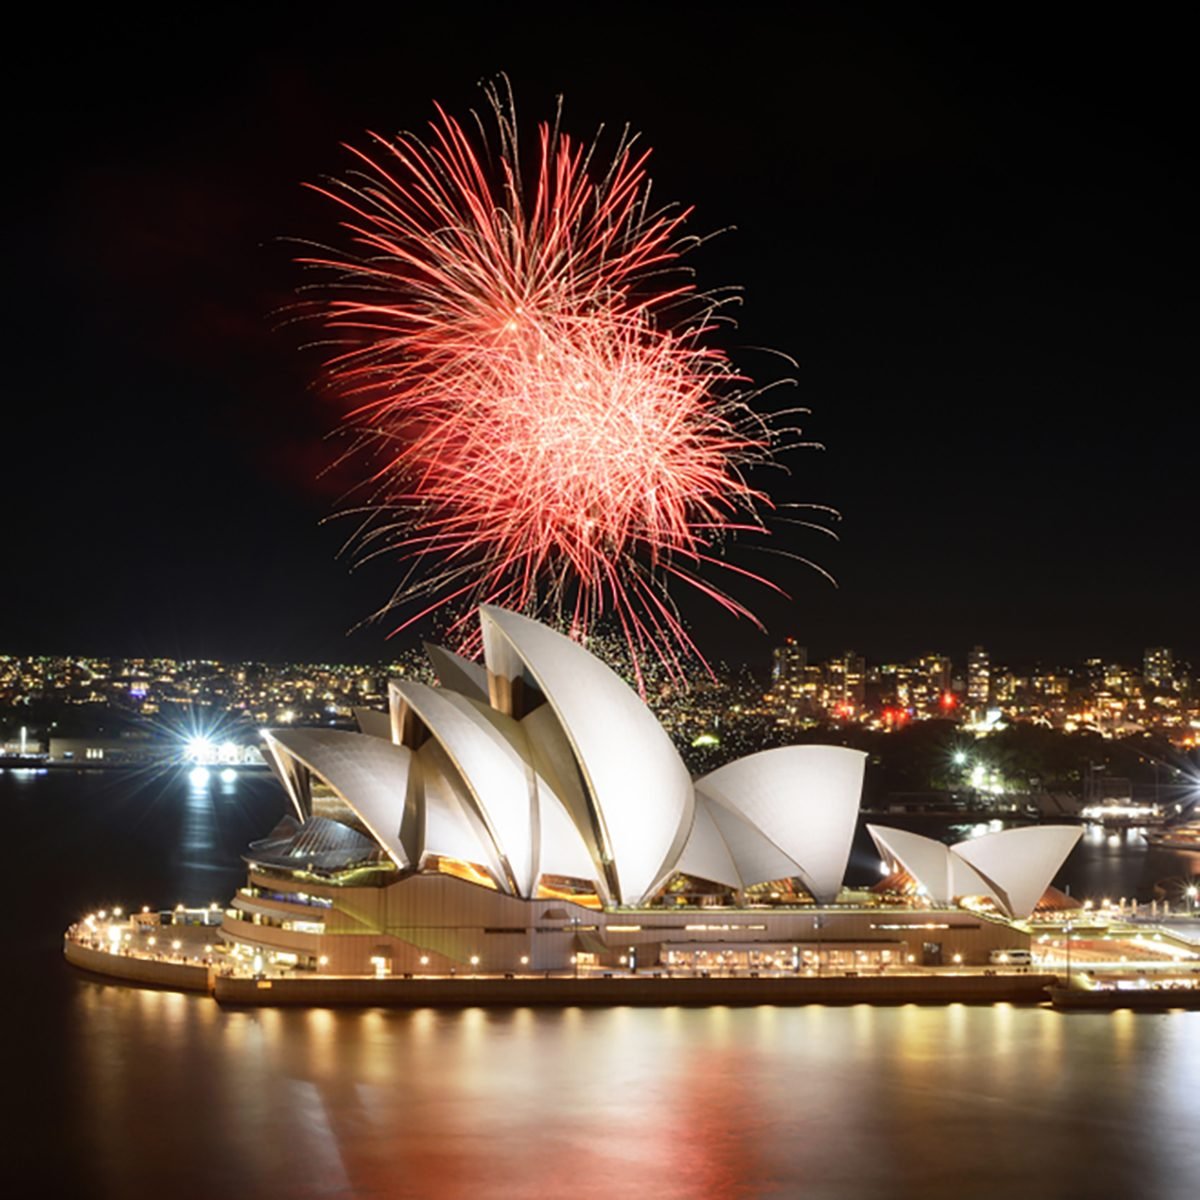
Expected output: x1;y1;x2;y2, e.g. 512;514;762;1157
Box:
48;734;161;765
1144;647;1174;689
967;646;990;709
772;639;807;686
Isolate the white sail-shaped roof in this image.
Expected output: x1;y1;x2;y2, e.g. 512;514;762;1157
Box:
262;734;312;820
262;729;417;870
520;703;611;902
537;785;600;883
353;707;392;741
867;825;954;900
417;740;508;886
674;793;744;889
696;746;865;902
391;680;538;896
952;825;1082;919
437;691;599;888
949;852;1008;908
868;823;1080;917
479;606;694;905
423;643;489;703
866;825;1005;909
676;792;805;890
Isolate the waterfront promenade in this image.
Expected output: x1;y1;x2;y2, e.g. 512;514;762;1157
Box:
64;920;1060;1007
65;902;1200;1009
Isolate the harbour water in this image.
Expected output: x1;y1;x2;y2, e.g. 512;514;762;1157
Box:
6;769;1199;1198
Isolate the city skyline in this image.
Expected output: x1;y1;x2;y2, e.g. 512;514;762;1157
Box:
4;634;1194;752
2;634;1193;683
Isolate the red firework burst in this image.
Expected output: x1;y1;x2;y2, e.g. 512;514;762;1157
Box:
301;81;820;680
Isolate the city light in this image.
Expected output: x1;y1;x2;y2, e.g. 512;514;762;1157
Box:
184;735;215;764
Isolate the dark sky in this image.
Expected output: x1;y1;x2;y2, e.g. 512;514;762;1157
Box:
3;6;1195;672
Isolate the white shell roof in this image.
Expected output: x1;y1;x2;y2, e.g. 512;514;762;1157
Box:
263;728;417;870
391;680;538;896
952;825;1082;919
674;794;743;889
868;823;1081;917
417;740;509;886
867;825;953;899
537;785;601;883
520;703;612;903
676;793;804;890
479;605;694;905
696;746;866;902
866;825;1005;910
423;643;490;703
353;707;392;741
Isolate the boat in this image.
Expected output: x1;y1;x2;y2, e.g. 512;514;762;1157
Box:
1080;800;1165;829
1142;823;1200;851
1047;981;1200;1009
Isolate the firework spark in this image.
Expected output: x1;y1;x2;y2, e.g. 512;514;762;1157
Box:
301;81;825;682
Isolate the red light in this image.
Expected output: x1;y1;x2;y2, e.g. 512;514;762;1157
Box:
940;691;957;710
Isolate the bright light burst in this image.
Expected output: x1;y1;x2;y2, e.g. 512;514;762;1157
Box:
301;80;829;683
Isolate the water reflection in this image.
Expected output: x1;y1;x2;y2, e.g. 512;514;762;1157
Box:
66;986;1200;1199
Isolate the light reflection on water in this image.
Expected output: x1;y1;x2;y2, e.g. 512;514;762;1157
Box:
68;983;1200;1200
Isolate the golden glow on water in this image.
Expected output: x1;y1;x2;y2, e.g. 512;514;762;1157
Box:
1111;1006;1135;1064
993;999;1013;1062
67;983;1200;1199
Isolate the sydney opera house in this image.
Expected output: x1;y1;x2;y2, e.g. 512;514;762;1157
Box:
219;605;1081;977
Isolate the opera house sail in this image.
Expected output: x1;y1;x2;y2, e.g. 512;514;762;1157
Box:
210;605;1082;977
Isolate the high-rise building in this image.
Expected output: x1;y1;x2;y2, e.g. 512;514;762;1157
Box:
826;651;866;710
1143;647;1174;689
907;653;952;716
967;645;990;708
772;639;807;686
770;639;818;725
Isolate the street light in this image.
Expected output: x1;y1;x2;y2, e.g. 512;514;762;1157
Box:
1186;885;1197;915
1064;920;1074;986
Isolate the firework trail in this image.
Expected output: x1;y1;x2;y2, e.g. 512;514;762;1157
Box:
300;79;829;684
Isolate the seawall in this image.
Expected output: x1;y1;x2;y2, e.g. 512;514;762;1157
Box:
213;971;1057;1008
64;938;212;993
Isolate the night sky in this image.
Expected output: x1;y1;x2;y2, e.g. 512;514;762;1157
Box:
4;7;1194;671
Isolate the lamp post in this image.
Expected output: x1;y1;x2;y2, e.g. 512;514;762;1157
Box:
814;914;823;978
1064;920;1073;986
1186;884;1197;915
